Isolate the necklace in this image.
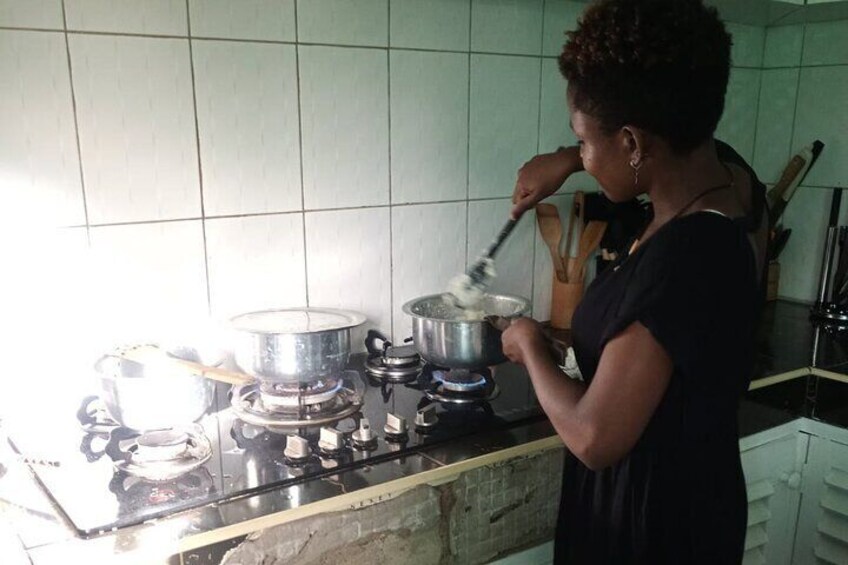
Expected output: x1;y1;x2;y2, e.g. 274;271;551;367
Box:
626;166;735;256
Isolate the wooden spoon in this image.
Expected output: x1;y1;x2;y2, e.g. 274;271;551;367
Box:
118;345;254;386
536;204;567;281
568;191;586;260
568;221;607;283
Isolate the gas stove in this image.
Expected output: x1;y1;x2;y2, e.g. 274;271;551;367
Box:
9;355;544;538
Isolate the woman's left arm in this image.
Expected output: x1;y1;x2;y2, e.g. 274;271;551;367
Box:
503;318;672;471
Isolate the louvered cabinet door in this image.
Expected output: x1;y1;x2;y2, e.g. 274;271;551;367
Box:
793;431;848;565
741;431;804;565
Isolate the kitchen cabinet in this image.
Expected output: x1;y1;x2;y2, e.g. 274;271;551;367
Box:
741;425;807;565
740;420;848;565
792;425;848;564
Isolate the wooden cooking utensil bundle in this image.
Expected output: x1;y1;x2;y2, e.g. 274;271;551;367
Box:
537;192;607;329
536;191;607;284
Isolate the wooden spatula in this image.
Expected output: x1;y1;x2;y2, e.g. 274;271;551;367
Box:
568;221;607;283
536;204;567;281
119;345;254;386
568;191;586;259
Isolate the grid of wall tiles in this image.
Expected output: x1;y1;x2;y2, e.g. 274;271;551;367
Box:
0;0;774;355
751;18;848;302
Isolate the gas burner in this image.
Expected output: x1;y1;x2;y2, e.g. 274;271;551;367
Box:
258;377;343;410
432;369;487;392
424;367;499;405
231;371;363;429
109;466;215;506
115;426;212;482
364;330;423;384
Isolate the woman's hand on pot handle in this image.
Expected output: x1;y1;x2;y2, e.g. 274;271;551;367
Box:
501;318;549;366
511;145;583;220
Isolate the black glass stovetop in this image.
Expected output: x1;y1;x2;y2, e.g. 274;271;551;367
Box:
9;355;544;537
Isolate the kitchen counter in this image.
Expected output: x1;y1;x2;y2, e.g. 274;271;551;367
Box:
2;299;847;564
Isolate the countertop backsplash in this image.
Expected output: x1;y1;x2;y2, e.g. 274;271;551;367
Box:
2;0;844;392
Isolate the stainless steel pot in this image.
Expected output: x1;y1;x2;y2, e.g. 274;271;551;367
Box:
403;293;529;369
94;345;222;432
231;308;366;383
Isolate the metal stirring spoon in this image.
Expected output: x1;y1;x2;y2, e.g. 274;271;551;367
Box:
449;218;519;308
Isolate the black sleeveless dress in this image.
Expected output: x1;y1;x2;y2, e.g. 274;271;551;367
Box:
556;146;767;564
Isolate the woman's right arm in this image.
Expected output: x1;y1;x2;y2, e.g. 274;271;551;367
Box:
511;145;584;219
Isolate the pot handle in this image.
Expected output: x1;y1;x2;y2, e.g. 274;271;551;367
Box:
76;395;101;428
365;329;390;357
485;315;568;368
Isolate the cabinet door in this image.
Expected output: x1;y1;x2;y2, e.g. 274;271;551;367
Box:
741;431;805;565
793;434;848;565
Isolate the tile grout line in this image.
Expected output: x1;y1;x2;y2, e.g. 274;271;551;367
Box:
59;0;91;246
294;0;310;307
531;0;547;317
69;197;533;229
465;1;473;270
185;0;213;316
748;32;767;171
3;26;845;69
785;23;807;171
387;0;394;339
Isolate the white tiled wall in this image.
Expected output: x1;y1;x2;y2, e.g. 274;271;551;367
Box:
0;0;63;29
305;207;392;346
299;45;389;210
390;50;468;204
389;0;470;51
192;40;301;216
391;202;467;340
188;0;296;42
750;19;848;302
70;34;200;223
297;0;387;47
469;54;540;199
0;30;84;227
3;0;814;359
64;0;188;36
716;68;761;163
471;0;543;56
205;213;307;318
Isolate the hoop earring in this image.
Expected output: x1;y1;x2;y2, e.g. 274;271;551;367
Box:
630;159;643;187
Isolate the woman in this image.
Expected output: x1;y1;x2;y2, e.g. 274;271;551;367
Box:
501;1;768;563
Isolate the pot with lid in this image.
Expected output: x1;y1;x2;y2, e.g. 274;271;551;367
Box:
231;308;367;384
403;293;529;369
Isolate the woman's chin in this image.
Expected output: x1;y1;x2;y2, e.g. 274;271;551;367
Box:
598;186;632;204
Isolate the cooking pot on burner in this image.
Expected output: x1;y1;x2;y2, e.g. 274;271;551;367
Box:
94;345;222;432
231;308;366;384
403;293;529;369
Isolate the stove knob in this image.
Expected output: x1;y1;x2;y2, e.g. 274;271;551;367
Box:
414;405;438;429
318;427;346;455
383;413;409;442
351;418;378;450
284;435;311;463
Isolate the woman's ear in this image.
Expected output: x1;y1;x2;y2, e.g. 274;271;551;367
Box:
621;126;649;166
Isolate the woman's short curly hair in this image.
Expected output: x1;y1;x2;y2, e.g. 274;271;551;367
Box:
559;0;731;154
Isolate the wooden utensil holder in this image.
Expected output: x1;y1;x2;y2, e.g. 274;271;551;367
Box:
551;278;584;329
766;261;780;302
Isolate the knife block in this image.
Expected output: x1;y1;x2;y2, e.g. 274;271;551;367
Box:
551;278;583;329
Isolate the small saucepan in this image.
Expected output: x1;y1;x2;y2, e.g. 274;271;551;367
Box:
402;293;529;369
92;345;223;432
